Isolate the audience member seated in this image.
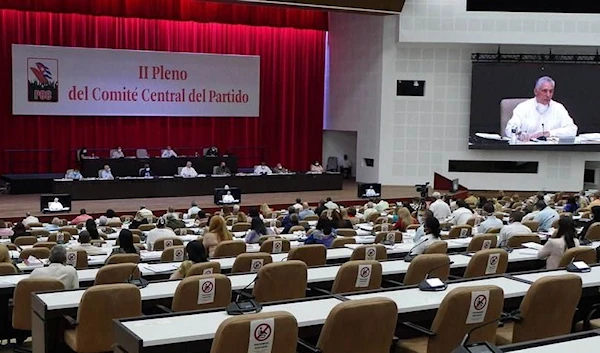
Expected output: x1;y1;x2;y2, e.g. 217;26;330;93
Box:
187;201;201;218
298;202;315;220
305;216;336;248
166;214;186;230
22;212;39;227
272;163;289;174
464;193;479;206
202;216;233;257
346;208;360;225
30;246;79;290
169;240;208;280
161;145;178;158
477;203;504;234
281;207;297;229
98;216;109;227
70;231;105;255
0;220;14;239
498;211;532;247
331;209;352;229
105;209;120;224
0;244;17;271
394;207;418;232
253;161;272;175
129;211;149;230
259;204;273;218
374;198;389;212
215;161;231;175
579;206;600;239
100;165;114;180
246;217;275;244
48;197;65;211
138;205;154;220
538;215;580;269
314;200;327;217
292;198;303;211
83;219;102;240
246;208;263;222
429;192;452;221
111;146;125;159
65;168;82;180
325;197;339;210
363;202;379;221
411;217;442;255
194;211;209;226
448;200;474;225
562;196;579;213
412;210;433;243
11;222;30;243
146;217;176;250
180;161;198;178
111;229;140;255
71;209;93;225
139;163;154;177
310;160;324;173
163;206;178;220
50;217;64;226
281;214;301;235
524;201;560;233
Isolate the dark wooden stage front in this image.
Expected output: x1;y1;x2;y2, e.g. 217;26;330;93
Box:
0;181;422;220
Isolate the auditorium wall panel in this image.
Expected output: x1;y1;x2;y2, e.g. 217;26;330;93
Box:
0;5;326;173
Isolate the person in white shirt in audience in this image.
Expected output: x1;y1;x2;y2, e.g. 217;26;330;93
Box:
22;213;40;226
429;192;451;222
299;202;315;219
254;161;272;175
375;198;390;212
187;201;201;218
180;161;198;178
310;161;324;173
138;205;154;221
111;146;125;159
498;211;532;247
161;146;178;158
30;246;79;290
410;217;442;255
145;217;176;250
69;231;105;256
292;198;303;211
448;200;474;226
477;203;503;234
413;210;434;243
163;206;179;220
64;168;82;180
525;201;560;233
100;165;114;180
363;202;379;221
538;215;580;270
324;197;339;210
48;198;64;211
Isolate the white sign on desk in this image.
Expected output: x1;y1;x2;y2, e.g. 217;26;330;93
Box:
197;278;215;305
466;290;489;324
248;318;274;353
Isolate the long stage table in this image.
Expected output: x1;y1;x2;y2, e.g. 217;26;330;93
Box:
80;156;238;178
52;172;343;200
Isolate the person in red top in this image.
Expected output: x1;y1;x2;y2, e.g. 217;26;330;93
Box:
393;207;418;232
71;209;93;225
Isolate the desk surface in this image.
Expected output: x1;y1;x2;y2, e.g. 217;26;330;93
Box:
507;335;600;353
121;297;344;347
512;266;600;288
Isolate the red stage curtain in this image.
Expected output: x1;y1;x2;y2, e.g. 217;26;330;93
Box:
0;0;328;30
0;9;326;173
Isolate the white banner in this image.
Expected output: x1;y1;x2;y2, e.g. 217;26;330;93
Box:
12;44;260;117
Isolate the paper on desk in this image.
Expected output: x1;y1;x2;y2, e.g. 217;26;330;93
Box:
475;133;509;141
521;242;543;250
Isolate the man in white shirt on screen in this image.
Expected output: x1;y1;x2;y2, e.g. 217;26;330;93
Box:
48;198;64;211
505;76;578;141
161;146;178;158
429;192;451;221
254;162;272;175
222;191;236;203
180;161;198;178
100;165;114;180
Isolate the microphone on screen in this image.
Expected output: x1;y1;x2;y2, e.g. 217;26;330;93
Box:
538;123;547;141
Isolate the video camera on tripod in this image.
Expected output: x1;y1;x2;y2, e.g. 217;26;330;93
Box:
415;182;430;198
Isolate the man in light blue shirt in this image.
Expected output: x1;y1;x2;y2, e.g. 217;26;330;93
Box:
413;210;433;243
477;203;503;234
100;165;114;180
65;169;82;180
299;202;315;220
532;201;559;232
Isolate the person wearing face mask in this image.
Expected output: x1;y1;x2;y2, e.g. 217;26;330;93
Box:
413;210;433;243
505;76;578;142
310;160;324;173
139;163;154;177
111;146;125;159
498;210;532;247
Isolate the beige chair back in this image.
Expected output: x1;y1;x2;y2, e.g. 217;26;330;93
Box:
105;253;140;264
336;229;357;237
500;98;528;134
231;222;251;232
522;221;540;232
115;234;141;245
153;237;184;251
467;235;498;252
424;241;448;254
287;245;327;266
161;246;187;262
210;311;298;353
584;223;600;241
253;261;307;302
332;237;356;248
33;242;57;250
463;249;508;278
48;233;72;242
59;227;79;235
15;236;37;246
558;247;597;267
94;263;140;285
349;245;387;261
30;229;50;237
317;298;398;353
374;231;403;244
231;252;273;273
19;247;50;260
213;241;246;258
507;235;541;248
138;224;156;232
331;260;382;294
259;238;291;254
187;262;222;277
403;254;451;285
448;225;473;239
13;278;64;330
0;263;17;275
172;274;232;312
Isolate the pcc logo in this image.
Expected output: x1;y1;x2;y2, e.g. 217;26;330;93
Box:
27;58;58;102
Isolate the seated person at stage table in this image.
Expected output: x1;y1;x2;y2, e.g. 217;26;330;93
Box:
48;198;65;211
272;163;289;174
477;203;504;234
205;146;218;157
203;216;233;257
69;231;105;256
146;217;176;250
111;146;125;159
310;160;324;173
30;246;79;290
180;161;198;178
139;163;154;177
523;200;560;233
161;145;178;158
215;161;231;175
538;215;580;270
64;168;82;180
71;209;93;225
169;240;209;280
498;210;532;247
100;165;114;180
111;229;140;255
254;161;272;175
505;76;578;141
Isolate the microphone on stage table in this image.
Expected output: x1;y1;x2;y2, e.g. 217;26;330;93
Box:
418;261;454;292
226;275;263;315
538;123;547;141
452;312;520;353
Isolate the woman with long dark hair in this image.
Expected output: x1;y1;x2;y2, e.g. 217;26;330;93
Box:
538;215;579;269
83;219;100;240
245;217;274;244
170;240;209;279
111;229;140;255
